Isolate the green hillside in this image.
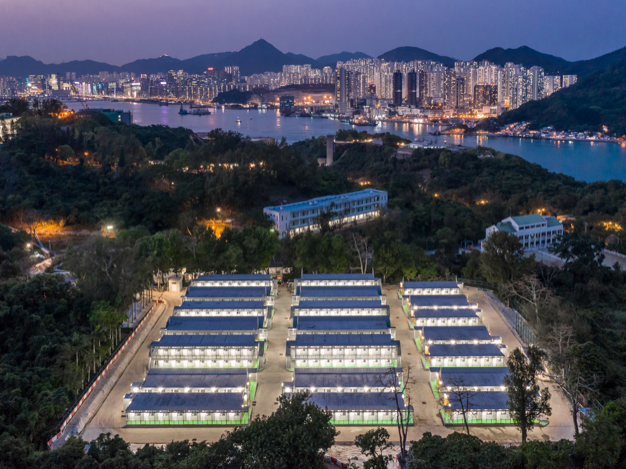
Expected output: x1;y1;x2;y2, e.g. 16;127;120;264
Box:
498;59;626;136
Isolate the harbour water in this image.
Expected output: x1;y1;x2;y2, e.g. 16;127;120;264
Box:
66;101;626;183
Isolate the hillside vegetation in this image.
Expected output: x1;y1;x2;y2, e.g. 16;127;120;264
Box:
499;60;626;136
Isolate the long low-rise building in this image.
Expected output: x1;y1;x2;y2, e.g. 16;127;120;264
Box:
295;273;381;288
285;334;401;370
291;300;389;317
440;392;513;426
182;286;273;306
293;286;385;305
283;368;403;393
412;309;481;328
174;300;272;322
162;317;268;340
415;326;498;351
129;368;256;394
400;281;463;297
191;274;277;295
125;393;250;426
288;316;394;340
149;335;264;369
289;392;412;425
264;189;388;239
423;343;505;369
429;367;509;396
406;295;477;311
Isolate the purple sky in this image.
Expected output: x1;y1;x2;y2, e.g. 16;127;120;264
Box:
1;0;625;65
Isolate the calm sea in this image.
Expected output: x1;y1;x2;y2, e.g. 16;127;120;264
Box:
65;101;626;183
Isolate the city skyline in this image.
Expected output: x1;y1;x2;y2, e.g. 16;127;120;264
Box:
1;0;625;65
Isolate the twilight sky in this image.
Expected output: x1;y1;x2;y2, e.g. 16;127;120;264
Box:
1;0;625;65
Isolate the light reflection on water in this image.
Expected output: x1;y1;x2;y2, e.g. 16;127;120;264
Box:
65;101;626;182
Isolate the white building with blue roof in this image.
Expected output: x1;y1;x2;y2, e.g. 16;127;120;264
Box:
485;214;563;250
263;189;388;238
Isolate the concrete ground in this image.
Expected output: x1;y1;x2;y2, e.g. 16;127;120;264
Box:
80;284;575;446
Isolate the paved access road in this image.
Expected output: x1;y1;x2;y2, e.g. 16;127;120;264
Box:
81;285;575;445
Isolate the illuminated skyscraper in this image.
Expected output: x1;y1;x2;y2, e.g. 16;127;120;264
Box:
392;71;403;106
473;84;497;109
407;71;417;107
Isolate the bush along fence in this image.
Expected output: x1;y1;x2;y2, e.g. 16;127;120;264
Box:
47;299;161;448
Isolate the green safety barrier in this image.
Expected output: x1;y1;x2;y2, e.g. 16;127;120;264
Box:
414;337;422;351
429;380;440;399
421;357;430;370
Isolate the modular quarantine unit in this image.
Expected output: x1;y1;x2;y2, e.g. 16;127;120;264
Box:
284;392;412;425
173;300;272;326
411;309;481;328
182;286;273;306
282;368;403;393
162;316;268;340
406;295;478;312
295;273;381;288
125;393;250;426
285;334;401;370
428;367;509;397
422;343;505;369
149;335;264;369
288;316;395;340
414;326;499;351
191;274;277;296
293;286;385;305
400;281;463;297
440;391;514;426
291;300;389;318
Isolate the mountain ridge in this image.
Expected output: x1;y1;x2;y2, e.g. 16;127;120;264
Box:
1;41;625;79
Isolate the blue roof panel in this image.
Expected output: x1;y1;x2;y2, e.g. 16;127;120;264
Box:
196;274;271;281
288;334;397;347
126;392;247;412
427;343;504;357
176;301;267;310
298;286;381;297
294;300;386;309
151;335;258;348
298;392;407;411
448;391;509;410
185;287;269;298
293;316;390;330
165;316;262;331
421;326;492;341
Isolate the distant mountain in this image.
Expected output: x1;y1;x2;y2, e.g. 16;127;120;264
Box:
472;46;571;75
378;47;456;67
181;52;234;74
119;55;183;75
498;59;626;136
316;51;371;67
213;39;316;75
0;56;120;77
567;45;626;77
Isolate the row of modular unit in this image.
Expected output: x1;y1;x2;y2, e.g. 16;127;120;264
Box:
404;281;513;426
283;274;411;426
282;368;412;425
124;275;273;427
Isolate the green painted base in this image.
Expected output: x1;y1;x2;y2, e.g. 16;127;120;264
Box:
402;305;410;316
397;291;402;299
440;409;531;426
421;357;430;370
429;380;440;399
249;381;258;401
287;362;397;370
331;415;414;426
154;361;259;369
407;318;414;330
414;337;422;351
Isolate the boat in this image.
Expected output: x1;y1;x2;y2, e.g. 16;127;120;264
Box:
178;104;189;115
236;118;241;123
159;101;169;106
350;120;377;126
191;108;211;116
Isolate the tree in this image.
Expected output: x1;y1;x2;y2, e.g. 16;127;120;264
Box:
503;346;552;442
545;324;599;436
354;428;394;469
295;232;350;274
350;231;373;274
376;366;415;465
575;403;624;469
480;231;533;285
500;274;555;326
444;375;479;435
236;392;338;469
372;234;416;284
